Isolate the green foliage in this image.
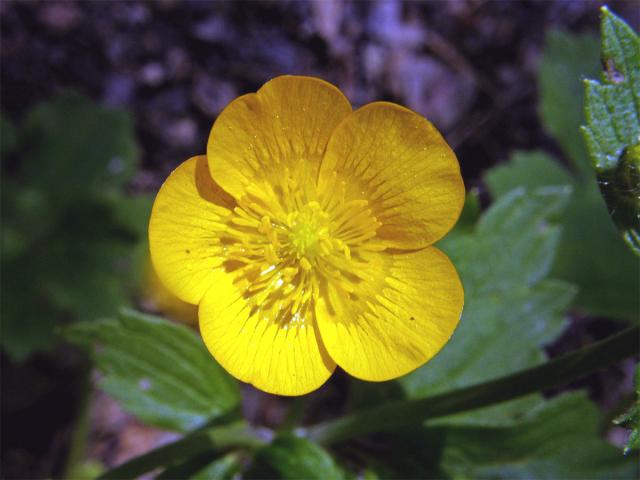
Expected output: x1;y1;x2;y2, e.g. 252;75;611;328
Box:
437;393;637;479
402;188;576;425
255;435;343;480
189;453;242;480
37;12;640;480
99;325;639;479
582;7;640;255
485;151;574;198
489;22;640;321
381;17;639;474
485;153;639;321
342;394;636;479
155;451;243;480
64;460;104;480
63;309;240;432
20;92;138;205
449;190;481;235
615;364;640;455
552;184;639;320
540;31;600;175
0;94;150;360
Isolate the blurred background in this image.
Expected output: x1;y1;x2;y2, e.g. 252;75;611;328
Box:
1;1;639;478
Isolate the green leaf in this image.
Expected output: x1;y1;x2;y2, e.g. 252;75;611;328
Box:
582;7;640;255
108;327;639;478
189;453;242;480
64;460;104;480
1;201;135;359
332;393;637;479
486;151;640;320
553;183;639;320
447;189;481;238
485;151;573;199
157;451;242;480
0;195;149;360
438;393;638;479
97;421;267;480
107;193;154;239
0;180;55;261
615;364;640;455
600;6;640;87
63;309;240;432
19;92;138;205
102;192;155;293
532;21;640;317
255;435;343;480
0;257;65;360
539;30;600;174
35;202;137;321
309;325;639;445
1;94;144;361
402;188;576;424
347;378;405;412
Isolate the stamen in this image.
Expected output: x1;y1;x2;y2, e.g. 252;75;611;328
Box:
211;173;383;328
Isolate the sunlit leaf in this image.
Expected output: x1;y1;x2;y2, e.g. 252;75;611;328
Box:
63;309;240;432
485;151;573;198
485;151;640;321
487;21;640;321
582;7;640;255
402;188;576;425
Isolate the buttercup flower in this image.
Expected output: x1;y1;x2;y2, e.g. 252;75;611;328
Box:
149;76;465;396
144;259;198;325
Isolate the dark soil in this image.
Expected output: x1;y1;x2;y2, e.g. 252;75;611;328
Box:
5;0;637;188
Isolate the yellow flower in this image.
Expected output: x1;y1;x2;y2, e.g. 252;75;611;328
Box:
149;76;465;396
144;259;198;325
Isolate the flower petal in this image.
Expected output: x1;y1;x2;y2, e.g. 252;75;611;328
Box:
315;247;463;381
199;270;336;396
207;75;352;200
148;156;235;305
145;260;199;325
319;102;465;249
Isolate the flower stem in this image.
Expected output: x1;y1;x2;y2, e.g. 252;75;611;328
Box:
306;325;640;445
96;326;638;478
97;421;270;480
62;362;92;478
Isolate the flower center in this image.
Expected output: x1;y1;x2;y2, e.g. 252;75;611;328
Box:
219;177;385;325
288;201;329;262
